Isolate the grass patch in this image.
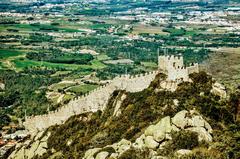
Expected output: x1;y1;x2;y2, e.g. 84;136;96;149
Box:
97;54;111;61
185;30;198;36
12;24;82;33
90;60;107;69
163;28;186;36
62;94;75;103
12;58;106;71
132;25;168;35
141;62;158;68
89;24;112;30
49;83;76;91
0;49;25;59
67;84;98;94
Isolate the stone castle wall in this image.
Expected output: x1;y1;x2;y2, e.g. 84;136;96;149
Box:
158;55;184;73
158;55;199;81
24;55;200;133
187;63;199;75
24;71;158;133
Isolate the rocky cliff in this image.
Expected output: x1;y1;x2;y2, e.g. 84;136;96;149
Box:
7;72;240;159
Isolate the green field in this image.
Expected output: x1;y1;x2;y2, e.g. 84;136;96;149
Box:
97;54;111;61
68;84;99;94
0;49;25;59
6;24;82;33
164;28;186;36
49;82;76;91
89;24;112;30
141;62;158;68
12;58;106;71
132;25;169;35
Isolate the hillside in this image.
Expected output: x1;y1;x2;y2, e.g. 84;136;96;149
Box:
7;72;240;159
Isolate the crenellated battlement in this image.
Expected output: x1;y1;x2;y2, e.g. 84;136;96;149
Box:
158;55;199;81
23;71;159;133
23;55;198;133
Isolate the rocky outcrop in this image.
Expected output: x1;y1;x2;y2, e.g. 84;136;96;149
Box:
133;134;145;149
113;93;127;117
172;110;188;129
84;148;102;159
8;110;212;159
8;131;50;159
82;110;213;159
211;82;227;98
186;127;212;142
145;136;159;149
95;151;109;159
175;149;192;157
111;139;132;155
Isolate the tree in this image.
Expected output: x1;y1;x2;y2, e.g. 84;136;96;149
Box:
0;113;11;129
229;92;240;121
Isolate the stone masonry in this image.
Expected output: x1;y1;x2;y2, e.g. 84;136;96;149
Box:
24;55;199;133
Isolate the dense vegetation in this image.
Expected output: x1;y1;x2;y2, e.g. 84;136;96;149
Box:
0;70;61;129
1;1;240;158
26;51;94;65
33;72;240;159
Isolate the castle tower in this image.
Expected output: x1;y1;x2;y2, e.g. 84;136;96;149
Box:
158;55;184;72
158;55;199;82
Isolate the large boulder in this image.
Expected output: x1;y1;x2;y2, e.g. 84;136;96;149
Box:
187;127;212;142
34;141;47;157
153;116;172;142
172;110;188;129
34;131;44;141
109;153;118;158
204;121;213;134
40;132;51;142
157;116;172;133
187;115;205;127
145;125;156;136
153;130;165;143
96;151;109;159
144;136;159;149
175;149;192;157
25;140;40;159
144;116;172;142
133;134;146;149
8;146;25;159
211;82;227;98
158;141;168;150
84;148;101;159
171;124;180;132
112;139;131;155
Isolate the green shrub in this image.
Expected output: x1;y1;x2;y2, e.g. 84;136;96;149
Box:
171;130;199;150
178;147;224;159
118;148;150;159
